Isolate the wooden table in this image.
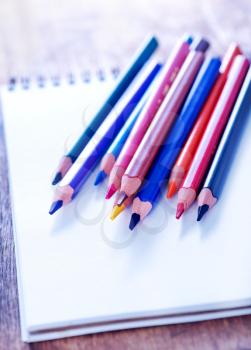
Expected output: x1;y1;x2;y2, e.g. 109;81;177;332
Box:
0;0;251;348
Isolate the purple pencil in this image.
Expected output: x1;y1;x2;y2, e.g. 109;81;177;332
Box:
49;61;162;214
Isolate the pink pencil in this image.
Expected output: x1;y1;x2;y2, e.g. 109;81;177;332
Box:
105;36;191;199
176;55;250;219
120;46;206;197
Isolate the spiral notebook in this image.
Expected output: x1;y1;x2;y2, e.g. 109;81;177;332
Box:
2;68;251;343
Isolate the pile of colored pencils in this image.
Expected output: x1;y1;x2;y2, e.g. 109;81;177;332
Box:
49;34;251;230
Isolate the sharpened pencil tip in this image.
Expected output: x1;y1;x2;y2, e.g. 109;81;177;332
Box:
129;213;140;230
49;200;63;215
167;181;177;198
110;204;125;221
94;170;107;186
52;172;62;185
197;205;209;221
176;203;184;220
105;184;117;200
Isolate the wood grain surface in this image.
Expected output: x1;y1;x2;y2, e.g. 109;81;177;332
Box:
0;0;251;349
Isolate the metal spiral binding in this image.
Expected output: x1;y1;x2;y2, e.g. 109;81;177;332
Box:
8;77;16;91
20;77;30;89
7;67;120;91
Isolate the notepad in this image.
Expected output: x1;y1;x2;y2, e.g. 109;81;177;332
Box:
2;72;251;343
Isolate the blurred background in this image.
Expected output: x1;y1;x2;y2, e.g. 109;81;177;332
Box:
0;0;250;83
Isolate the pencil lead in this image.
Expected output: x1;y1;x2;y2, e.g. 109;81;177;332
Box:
197;204;209;221
166;181;177;198
52;172;62;185
94;170;107;186
105;184;117;200
129;213;140;230
110;204;125;221
176;203;184;219
49;200;63;215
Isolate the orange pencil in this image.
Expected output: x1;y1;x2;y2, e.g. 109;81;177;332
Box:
167;43;242;198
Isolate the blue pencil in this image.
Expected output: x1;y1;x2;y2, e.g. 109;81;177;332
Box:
197;67;251;221
94;95;148;185
129;56;221;229
51;35;159;185
49;62;162;214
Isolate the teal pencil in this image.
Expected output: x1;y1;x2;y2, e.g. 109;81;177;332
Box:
51;35;158;185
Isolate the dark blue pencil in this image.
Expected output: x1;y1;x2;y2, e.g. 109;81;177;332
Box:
129;57;221;230
51;35;159;185
197;67;251;221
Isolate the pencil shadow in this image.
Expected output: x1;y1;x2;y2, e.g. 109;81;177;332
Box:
177;200;222;240
50;171;108;235
100;208;138;251
179;203;198;239
125;199;172;272
197;200;224;240
49;203;78;235
177;200;223;241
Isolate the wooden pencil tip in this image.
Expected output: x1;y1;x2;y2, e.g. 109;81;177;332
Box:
176;203;184;220
53;156;73;182
105;184;117;200
52;172;62;185
197;205;209;221
166;181;177;198
49;200;63;215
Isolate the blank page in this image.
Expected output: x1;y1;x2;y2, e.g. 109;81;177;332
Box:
2;76;251;341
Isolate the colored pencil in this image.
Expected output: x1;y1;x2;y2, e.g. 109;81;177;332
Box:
94;94;147;186
197;67;251;221
105;35;192;199
167;43;242;198
176;55;250;219
120;40;208;200
51;35;159;185
110;192;133;220
49;61;162;214
129;56;221;229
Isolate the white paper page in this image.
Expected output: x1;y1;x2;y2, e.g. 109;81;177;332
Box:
2;76;251;340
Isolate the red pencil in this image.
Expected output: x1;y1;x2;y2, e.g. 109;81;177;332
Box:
176;55;250;219
105;36;191;199
167;43;242;198
120;46;205;198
